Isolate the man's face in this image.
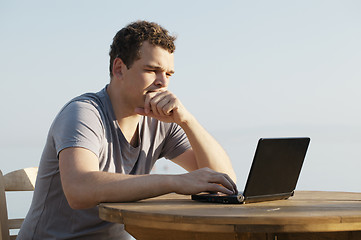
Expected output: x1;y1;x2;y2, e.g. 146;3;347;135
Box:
121;41;175;108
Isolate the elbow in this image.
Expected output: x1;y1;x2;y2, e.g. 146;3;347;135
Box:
67;197;93;210
231;172;237;183
63;186;98;210
231;175;237;183
228;169;237;184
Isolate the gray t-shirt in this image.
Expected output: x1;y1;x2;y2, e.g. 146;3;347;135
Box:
18;86;191;240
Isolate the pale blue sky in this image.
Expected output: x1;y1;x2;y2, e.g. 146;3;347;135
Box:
1;1;361;191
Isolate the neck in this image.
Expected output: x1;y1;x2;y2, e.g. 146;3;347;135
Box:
107;82;138;119
107;82;141;146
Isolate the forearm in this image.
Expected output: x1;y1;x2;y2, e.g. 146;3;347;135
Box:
179;115;237;182
135;90;236;181
64;171;176;209
63;168;237;209
59;147;180;209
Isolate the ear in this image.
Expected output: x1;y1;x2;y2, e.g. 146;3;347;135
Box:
112;58;127;80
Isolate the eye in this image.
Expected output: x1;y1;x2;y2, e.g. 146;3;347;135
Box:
144;69;156;73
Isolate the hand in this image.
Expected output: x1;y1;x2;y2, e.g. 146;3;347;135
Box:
134;90;189;124
173;168;238;195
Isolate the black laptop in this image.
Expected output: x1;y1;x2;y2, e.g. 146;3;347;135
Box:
191;137;310;204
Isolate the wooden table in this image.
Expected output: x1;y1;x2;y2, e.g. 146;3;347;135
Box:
98;191;361;240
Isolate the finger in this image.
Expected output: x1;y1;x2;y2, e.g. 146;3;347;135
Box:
134;107;146;116
210;174;237;194
227;175;238;194
135;108;158;120
156;98;171;116
207;183;234;195
149;91;169;116
144;91;163;115
150;98;161;116
222;174;238;194
162;97;177;115
144;93;154;114
196;168;236;194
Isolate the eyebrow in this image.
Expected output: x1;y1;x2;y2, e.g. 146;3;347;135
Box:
144;64;175;74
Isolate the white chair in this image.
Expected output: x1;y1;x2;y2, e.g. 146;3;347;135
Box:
0;168;38;240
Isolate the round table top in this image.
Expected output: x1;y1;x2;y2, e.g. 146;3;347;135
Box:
98;191;361;233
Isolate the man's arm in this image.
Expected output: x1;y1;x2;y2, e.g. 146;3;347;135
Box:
59;147;236;209
135;90;237;182
173;116;237;182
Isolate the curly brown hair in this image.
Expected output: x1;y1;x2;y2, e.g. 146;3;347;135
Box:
109;20;177;78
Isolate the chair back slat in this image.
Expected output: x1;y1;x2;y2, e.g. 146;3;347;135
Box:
0;170;10;240
0;168;38;240
4;168;38;191
8;219;24;230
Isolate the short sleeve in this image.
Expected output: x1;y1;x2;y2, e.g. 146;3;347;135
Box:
160;123;191;160
51;100;104;158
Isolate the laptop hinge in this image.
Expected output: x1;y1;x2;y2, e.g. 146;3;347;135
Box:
243;191;294;204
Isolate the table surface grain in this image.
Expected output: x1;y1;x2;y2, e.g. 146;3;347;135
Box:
98;191;361;234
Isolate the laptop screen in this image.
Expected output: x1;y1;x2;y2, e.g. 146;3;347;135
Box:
243;137;310;197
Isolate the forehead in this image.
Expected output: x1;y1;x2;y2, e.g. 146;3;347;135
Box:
137;42;174;70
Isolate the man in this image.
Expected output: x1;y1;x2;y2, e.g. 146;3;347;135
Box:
18;21;237;239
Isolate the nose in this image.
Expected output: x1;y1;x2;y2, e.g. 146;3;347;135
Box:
154;72;169;88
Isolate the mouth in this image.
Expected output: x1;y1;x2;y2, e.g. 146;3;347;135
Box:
146;90;156;93
145;89;165;94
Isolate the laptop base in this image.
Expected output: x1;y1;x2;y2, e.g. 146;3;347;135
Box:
191;191;294;204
